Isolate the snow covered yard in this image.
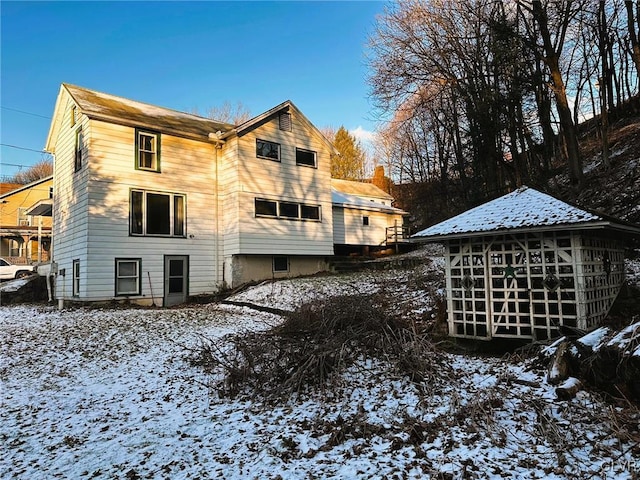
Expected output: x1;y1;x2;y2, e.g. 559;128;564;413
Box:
1;261;639;479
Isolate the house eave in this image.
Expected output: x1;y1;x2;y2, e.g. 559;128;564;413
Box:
81;112;224;144
333;202;408;215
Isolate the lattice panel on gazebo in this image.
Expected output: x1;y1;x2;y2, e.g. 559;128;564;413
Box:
579;235;626;329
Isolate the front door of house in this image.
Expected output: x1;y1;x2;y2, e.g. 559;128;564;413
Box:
164;255;188;307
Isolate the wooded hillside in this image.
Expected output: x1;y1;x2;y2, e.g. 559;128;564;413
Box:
367;0;640;230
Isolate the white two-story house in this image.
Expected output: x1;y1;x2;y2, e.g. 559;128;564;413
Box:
45;84;406;306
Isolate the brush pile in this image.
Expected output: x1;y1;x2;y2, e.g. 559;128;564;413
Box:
191;294;447;400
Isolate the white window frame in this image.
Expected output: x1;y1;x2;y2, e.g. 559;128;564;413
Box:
72;259;80;297
115;258;141;296
136;130;160;172
130;189;186;237
295;147;317;168
254;198;321;222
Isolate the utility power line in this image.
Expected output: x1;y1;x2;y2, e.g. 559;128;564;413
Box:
0;143;49;154
1;106;51;119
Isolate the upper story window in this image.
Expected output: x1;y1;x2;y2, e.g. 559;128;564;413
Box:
136;129;161;172
74;128;84;172
279;112;291;132
363;216;370;226
256;139;280;161
70;106;77;126
296;148;317;168
130;189;185;237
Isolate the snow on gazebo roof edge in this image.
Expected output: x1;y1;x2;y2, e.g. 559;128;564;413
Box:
412;186;640;242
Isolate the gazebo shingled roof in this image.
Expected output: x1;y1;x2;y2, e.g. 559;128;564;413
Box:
413;186;640;240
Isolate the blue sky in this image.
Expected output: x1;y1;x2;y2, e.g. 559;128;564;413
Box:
1;1;385;179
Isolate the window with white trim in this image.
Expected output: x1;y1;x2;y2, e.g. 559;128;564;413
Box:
115;259;141;296
255;198;321;222
136;129;161;171
295;148;316;167
130;190;186;236
72;259;80;297
256;139;280;161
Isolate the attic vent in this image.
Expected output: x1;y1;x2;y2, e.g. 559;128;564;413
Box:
279;112;291;131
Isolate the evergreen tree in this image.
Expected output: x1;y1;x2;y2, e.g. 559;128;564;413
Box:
331;126;365;180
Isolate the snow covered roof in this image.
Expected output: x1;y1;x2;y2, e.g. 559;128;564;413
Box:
331;179;394;201
413;186;640;240
63;84;234;141
331;190;407;215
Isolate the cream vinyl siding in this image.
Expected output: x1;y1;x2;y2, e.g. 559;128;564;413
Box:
218;137;241;256
333;207;404;246
55;116;220;301
52;94;90;299
233;112;333;256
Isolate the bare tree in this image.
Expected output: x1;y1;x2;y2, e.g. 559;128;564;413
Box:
9;159;53;184
190;101;252;125
625;0;640;83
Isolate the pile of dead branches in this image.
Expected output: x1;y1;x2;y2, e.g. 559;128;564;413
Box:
543;319;640;402
190;294;447;400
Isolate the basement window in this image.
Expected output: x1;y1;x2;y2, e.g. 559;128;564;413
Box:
273;256;289;273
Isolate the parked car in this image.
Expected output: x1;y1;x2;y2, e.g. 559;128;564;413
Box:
0;257;36;280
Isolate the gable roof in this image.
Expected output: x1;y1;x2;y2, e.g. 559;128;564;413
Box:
46;84;234;151
218;100;338;153
331;178;394;201
45;84;336;154
0;176;53;199
413;186;640;240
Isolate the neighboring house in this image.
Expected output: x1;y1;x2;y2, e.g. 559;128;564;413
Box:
413;186;640;341
0;176;53;264
331;178;408;255
46;84;344;305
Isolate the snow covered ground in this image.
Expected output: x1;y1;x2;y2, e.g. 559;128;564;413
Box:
1;257;639;479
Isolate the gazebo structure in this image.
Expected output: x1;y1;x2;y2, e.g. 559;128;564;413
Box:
413;186;640;341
